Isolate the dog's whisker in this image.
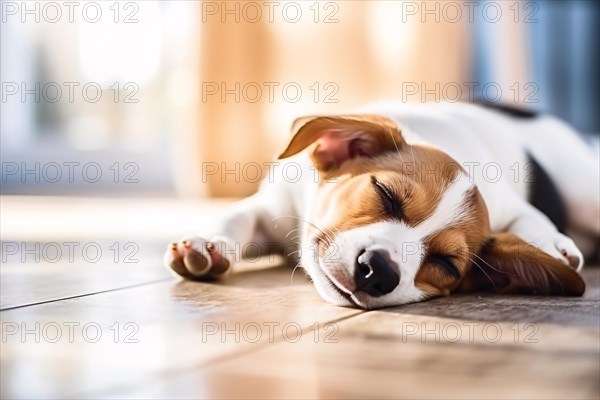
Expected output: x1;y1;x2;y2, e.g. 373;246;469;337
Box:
287;234;302;243
273;215;338;252
290;261;303;285
285;228;302;239
388;127;405;165
287;249;301;257
468;257;498;290
273;215;328;236
467;251;512;276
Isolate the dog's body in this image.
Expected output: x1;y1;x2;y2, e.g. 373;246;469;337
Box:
166;102;599;309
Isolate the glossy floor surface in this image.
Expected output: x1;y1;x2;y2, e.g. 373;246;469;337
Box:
1;197;599;399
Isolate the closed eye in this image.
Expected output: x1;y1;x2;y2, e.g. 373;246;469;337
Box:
428;254;461;279
370;176;402;217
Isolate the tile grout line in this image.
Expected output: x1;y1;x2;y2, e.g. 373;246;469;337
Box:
0;278;175;312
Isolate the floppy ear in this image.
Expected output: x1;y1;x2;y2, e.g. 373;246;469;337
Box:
457;233;585;296
278;115;405;170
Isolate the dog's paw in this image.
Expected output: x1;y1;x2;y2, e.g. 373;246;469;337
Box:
535;233;584;272
163;236;235;279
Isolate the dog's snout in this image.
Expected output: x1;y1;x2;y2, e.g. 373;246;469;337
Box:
354;250;400;297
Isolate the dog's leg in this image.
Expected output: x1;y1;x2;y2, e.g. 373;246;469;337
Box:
164;193;296;279
522;117;600;259
523;118;600;245
505;200;584;271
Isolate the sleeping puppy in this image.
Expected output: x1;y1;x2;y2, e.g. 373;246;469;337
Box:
164;102;599;309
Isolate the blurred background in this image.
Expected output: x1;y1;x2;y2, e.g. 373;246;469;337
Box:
2;0;599;199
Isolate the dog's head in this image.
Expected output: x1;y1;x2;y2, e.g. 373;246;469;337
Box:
279;115;585;309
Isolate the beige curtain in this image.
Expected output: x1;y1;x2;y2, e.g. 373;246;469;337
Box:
181;1;476;198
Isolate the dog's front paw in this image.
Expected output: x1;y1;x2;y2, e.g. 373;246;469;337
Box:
536;233;584;272
163;236;235;279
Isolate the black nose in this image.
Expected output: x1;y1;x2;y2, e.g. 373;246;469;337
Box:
354;250;400;297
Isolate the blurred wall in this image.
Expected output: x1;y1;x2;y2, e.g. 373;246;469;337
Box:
192;2;471;197
188;0;599;198
2;1;597;199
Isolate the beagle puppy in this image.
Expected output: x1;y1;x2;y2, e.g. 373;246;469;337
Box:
165;102;599;309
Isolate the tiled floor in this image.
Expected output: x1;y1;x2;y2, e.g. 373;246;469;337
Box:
1;196;599;399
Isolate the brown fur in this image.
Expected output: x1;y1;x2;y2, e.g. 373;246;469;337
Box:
279;115;404;170
415;187;491;297
457;233;585;296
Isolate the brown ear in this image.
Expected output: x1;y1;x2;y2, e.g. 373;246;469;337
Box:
278;115;404;170
457;233;585;296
